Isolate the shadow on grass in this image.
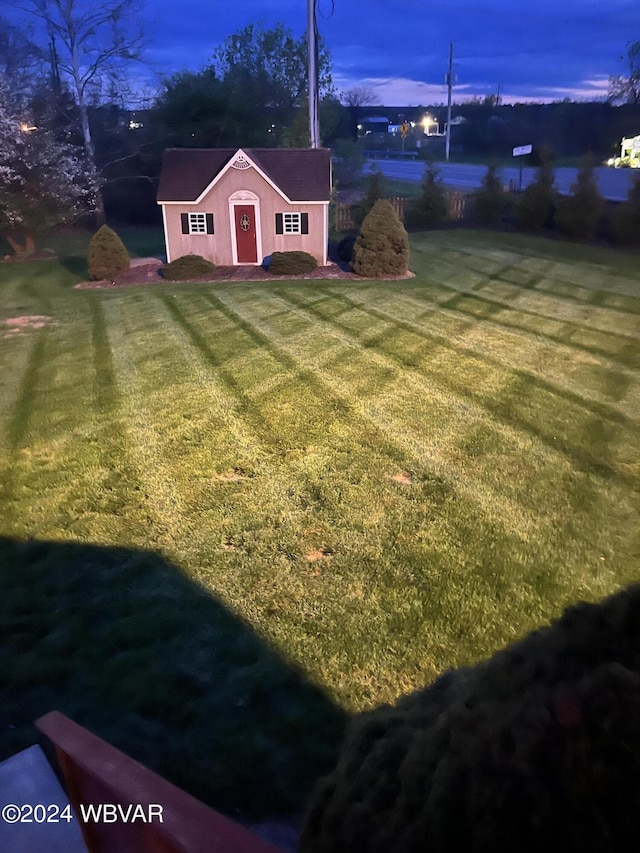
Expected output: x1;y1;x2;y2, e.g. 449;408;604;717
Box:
0;536;347;821
58;254;88;279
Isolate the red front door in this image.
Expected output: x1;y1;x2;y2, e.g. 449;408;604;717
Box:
234;205;258;263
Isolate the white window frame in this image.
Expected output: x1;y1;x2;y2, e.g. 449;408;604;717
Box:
282;212;302;234
187;213;207;234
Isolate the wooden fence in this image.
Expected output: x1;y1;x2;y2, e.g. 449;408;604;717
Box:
335;190;468;231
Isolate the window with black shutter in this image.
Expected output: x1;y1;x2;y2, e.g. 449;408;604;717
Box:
275;212;308;235
183;213;214;235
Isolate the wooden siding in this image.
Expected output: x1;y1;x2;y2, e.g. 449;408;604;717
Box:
162;163;328;266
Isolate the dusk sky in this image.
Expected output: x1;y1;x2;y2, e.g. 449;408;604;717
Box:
5;0;639;105
140;0;640;105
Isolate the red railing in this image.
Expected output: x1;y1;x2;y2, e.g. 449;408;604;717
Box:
36;711;284;853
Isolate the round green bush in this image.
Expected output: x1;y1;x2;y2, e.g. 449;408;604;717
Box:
88;225;130;281
161;254;216;281
300;584;640;853
268;251;318;275
352;198;409;278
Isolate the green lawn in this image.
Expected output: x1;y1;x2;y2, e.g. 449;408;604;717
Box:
1;227;639;820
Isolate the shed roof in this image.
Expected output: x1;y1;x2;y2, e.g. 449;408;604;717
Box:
157;147;332;203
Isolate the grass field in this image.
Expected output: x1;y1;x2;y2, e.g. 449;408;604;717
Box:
0;227;639;820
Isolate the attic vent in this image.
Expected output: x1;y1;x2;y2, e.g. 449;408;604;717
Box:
231;154;251;170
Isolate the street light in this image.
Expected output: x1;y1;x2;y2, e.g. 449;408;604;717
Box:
20;122;37;132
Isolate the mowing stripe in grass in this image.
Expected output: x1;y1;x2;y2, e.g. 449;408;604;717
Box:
103;291;381;580
0;330;49;527
470;281;640;337
441;287;640;363
89;296;121;412
533;281;640;315
411;233;639;293
348;285;639;413
165;288;408;469
0;294;148;542
0;333;41;442
326;286;639;420
210;288;468;469
221;288;637;606
292;285;635;436
411;236;640;301
209;293;609;596
415;287;639;369
150;296;273;467
158;291;296;450
101;297;205;554
410;242;640;342
4;330;49;452
100;292;530;654
214;288;557;543
274;286;638;484
438;282;640;346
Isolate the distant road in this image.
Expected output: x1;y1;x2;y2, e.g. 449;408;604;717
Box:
367;159;637;202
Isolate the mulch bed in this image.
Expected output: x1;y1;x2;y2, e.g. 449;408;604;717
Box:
74;258;365;289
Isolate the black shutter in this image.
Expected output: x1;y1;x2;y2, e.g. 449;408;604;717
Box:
181;213;189;234
301;212;309;234
275;213;283;234
206;213;214;234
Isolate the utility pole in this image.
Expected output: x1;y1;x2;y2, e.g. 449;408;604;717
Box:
445;42;453;162
307;0;320;148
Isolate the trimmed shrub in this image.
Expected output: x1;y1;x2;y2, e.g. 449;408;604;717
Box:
473;163;507;226
88;225;130;280
609;175;640;246
352;198;409;278
300;583;640;853
554;154;603;241
407;163;448;229
161;254;216;281
268;251;318;275
515;149;558;232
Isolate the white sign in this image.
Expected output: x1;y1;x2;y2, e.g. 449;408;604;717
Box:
513;144;533;157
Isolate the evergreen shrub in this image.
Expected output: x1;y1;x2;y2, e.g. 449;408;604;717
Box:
352;198;409;278
268;251;317;275
407;163;448;229
88;225;130;280
554;154;603;241
161;254;216;280
515;149;558;232
357;169;386;226
473;163;507;226
609;175;640;246
301;584;640;853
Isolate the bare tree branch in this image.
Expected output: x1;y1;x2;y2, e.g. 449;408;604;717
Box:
12;0;147;223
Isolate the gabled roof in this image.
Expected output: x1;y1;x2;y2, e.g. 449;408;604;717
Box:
157;147;332;203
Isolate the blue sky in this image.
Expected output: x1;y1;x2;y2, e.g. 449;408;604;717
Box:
140;0;640;104
6;0;640;105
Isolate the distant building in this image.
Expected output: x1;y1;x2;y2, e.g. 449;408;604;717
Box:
357;116;391;136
